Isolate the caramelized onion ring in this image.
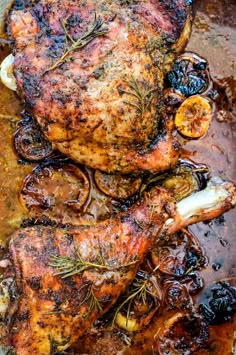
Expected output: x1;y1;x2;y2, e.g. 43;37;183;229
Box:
94;170;142;200
14;123;53;161
154;312;209;355
151;229;206;276
20;163;90;216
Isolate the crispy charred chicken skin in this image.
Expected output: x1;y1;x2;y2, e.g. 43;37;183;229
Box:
9;0;192;174
4;179;236;354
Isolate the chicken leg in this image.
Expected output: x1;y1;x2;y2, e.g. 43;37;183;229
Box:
3;178;236;354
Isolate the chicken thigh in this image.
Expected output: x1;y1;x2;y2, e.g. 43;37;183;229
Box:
9;0;192;174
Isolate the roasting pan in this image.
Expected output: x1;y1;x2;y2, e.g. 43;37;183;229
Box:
0;0;235;353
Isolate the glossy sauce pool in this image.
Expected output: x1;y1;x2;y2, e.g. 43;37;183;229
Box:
0;0;236;353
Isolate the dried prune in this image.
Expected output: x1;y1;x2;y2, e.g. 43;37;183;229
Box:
167;53;209;97
199;281;236;325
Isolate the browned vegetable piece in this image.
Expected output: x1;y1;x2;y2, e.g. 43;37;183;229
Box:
175;95;212;138
161;167;200;201
114;271;161;332
20;163;89;218
151;229;206;276
154;311;209;354
141;161;209;202
14;121;53;161
94;170;142;200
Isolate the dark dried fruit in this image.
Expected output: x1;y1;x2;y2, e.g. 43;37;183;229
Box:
199;281;236;325
167;53;209;97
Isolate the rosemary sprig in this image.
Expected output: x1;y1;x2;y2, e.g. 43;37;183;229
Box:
49;251;109;279
112;275;157;326
49;245;138;279
81;284;103;319
121;76;158;118
44;13;109;74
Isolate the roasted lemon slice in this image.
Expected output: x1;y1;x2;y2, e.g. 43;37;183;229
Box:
175;95;212;138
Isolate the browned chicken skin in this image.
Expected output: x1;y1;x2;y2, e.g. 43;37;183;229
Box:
5;179;236;354
9;0;192;174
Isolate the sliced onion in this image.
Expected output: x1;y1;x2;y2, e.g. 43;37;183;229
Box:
154;311;209;355
94;170;142;200
14;122;53;161
0;54;17;91
151;229;206;277
164;89;185;113
20;163;90;217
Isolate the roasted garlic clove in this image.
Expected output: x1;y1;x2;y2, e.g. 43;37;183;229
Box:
0;54;17;91
0;278;13;320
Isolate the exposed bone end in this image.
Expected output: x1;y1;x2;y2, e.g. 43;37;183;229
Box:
166;177;236;234
0;54;17;91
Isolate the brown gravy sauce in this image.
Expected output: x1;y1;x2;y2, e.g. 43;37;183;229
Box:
0;0;235;353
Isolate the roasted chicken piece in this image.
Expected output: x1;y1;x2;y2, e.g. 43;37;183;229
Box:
9;0;192;174
2;178;235;354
